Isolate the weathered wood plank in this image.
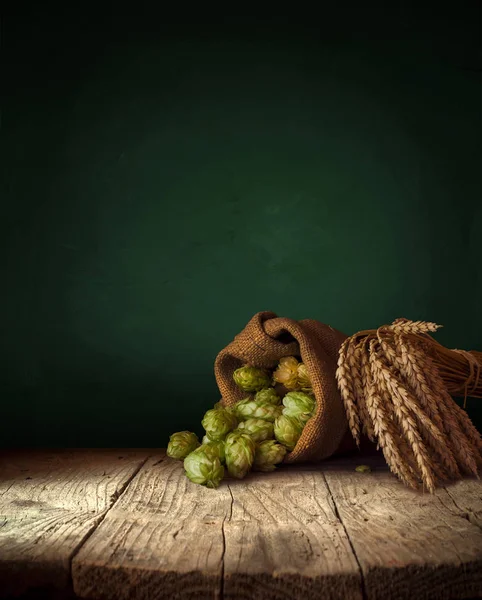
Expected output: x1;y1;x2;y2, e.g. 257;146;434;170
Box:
0;449;149;597
73;455;362;600
5;450;482;600
222;470;362;600
322;455;482;600
443;478;482;529
72;454;233;600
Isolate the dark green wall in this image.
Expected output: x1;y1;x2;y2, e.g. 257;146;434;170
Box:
2;6;481;446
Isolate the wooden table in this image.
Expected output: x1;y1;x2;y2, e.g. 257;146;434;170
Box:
0;449;481;600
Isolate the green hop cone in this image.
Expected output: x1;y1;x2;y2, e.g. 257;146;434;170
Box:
234;398;282;422
184;445;225;488
297;363;312;392
202;408;238;441
272;356;300;390
253;440;287;472
225;431;256;479
282;391;316;426
233;365;271;392
211;440;226;463
274;414;303;451
254;387;281;406
167;431;200;460
237;418;274;443
202;436;226;463
213;400;235;415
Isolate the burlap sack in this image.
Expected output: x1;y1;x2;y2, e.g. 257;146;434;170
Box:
214;311;350;463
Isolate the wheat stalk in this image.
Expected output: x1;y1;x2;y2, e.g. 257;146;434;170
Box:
450;401;482;458
390;320;442;335
336;337;361;445
395;335;443;424
336;318;482;492
422;354;481;476
395;335;460;479
362;340;420;489
369;340;438;492
378;341;455;483
356;342;376;442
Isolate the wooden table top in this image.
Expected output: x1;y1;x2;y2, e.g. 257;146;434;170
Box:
0;449;481;600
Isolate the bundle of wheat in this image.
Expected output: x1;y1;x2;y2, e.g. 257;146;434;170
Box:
336;318;482;493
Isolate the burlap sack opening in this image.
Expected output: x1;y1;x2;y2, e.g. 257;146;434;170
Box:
214;311;351;463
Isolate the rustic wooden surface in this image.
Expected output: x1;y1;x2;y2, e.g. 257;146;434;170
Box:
1;450;481;600
220;470;361;600
72;452;231;600
322;456;482;600
0;449;148;598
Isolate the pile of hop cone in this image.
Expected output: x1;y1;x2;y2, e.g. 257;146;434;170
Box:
166;357;316;488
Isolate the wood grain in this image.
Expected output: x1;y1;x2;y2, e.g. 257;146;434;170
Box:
3;450;482;600
0;449;148;597
222;469;362;600
322;455;482;600
73;457;362;600
72;453;233;600
443;478;482;529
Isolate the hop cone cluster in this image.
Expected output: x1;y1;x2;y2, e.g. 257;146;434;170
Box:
234;398;282;422
184;445;224;488
282;392;316;426
202;436;226;463
225;431;256;479
233;365;272;392
237;418;274;442
202;408;238;441
253;440;287;472
254;387;281;405
272;357;299;390
296;364;312;392
167;356;315;489
273;357;312;392
274;414;304;450
167;431;200;460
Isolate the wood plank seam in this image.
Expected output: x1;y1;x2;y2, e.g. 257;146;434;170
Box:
321;458;482;600
321;471;368;600
0;450;152;598
72;455;363;600
220;484;234;600
67;455;150;591
67;453;482;600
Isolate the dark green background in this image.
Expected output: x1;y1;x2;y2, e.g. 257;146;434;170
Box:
2;5;481;447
